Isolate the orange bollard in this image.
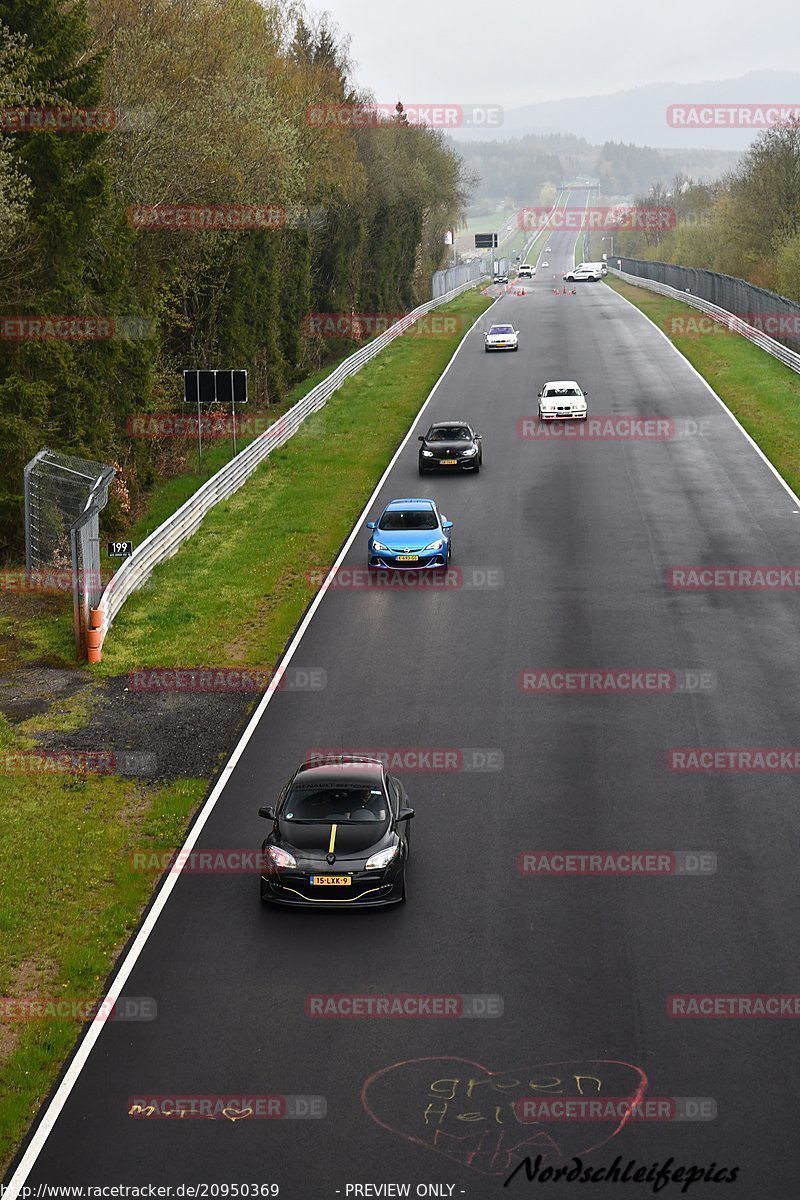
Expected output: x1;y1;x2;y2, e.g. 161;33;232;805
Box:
87;628;102;650
87;646;102;664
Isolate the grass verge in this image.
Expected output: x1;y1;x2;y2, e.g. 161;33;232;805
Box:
606;276;800;493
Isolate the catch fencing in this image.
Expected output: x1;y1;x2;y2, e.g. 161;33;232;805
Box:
91;277;484;656
611;257;800;372
431;259;485;298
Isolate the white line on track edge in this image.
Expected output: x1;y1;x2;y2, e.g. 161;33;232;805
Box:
3;293;496;1196
608;280;800;509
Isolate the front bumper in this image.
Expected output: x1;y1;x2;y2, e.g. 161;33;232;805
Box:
261;869;403;907
539;408;587;421
368;546;448;569
419;455;478;472
485;341;517;351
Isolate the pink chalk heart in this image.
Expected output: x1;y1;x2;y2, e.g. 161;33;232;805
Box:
362;1056;648;1176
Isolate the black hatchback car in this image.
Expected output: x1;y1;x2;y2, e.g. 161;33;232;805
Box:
259;758;414;907
418;421;482;474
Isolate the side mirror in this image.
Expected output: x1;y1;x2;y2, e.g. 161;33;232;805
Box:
366;521;376;530
475;434;483;440
418;435;425;441
537;391;543;398
442;520;454;530
259;805;276;820
397;806;415;821
582;391;588;396
514;330;520;335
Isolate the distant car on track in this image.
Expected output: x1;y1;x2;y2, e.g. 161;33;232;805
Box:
366;498;453;569
259;757;413;907
537;380;588;421
541;261;549;268
418;421;482;474
518;264;535;278
484;322;519;352
563;266;601;282
493;273;508;285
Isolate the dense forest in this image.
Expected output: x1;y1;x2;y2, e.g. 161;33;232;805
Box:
0;0;471;555
586;121;800;300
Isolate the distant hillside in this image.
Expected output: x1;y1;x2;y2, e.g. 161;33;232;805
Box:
454;133;740;210
450;70;800;151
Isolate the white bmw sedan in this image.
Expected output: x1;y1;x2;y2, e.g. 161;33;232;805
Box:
537;380;588;420
484;323;519;352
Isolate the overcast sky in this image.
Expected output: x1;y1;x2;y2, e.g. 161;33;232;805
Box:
320;0;800;109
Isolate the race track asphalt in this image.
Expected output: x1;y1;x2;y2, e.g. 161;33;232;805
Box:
6;190;800;1198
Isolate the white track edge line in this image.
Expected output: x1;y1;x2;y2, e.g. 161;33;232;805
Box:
609;280;800;509
3;294;495;1196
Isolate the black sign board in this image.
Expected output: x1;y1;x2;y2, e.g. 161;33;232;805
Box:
108;540;133;558
474;233;498;249
182;369;248;405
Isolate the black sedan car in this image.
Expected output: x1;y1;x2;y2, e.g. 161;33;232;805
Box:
418;421;482;474
259;758;414;907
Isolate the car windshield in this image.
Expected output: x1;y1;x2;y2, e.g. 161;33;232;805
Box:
284;784;388;823
489;326;514;335
428;426;471;442
545;387;580;397
379;508;438;531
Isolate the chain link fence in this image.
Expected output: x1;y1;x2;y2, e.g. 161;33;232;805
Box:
23;448;115;658
431;259;485;298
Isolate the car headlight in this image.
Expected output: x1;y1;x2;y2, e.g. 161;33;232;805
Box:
366;845;399;871
424;539;444;551
264;845;296;870
421;450;434;457
371;540;389;551
462;446;478;457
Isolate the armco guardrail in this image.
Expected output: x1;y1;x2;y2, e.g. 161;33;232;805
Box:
610;265;800;377
90;278;484;657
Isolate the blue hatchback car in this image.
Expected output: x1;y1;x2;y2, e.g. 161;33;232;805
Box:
366;498;453;570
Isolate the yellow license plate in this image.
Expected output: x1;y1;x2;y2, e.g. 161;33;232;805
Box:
310;875;351;886
440;459;458;465
396;554;419;562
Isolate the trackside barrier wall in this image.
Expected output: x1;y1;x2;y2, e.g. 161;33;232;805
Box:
92;279;482;655
611;259;800;371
